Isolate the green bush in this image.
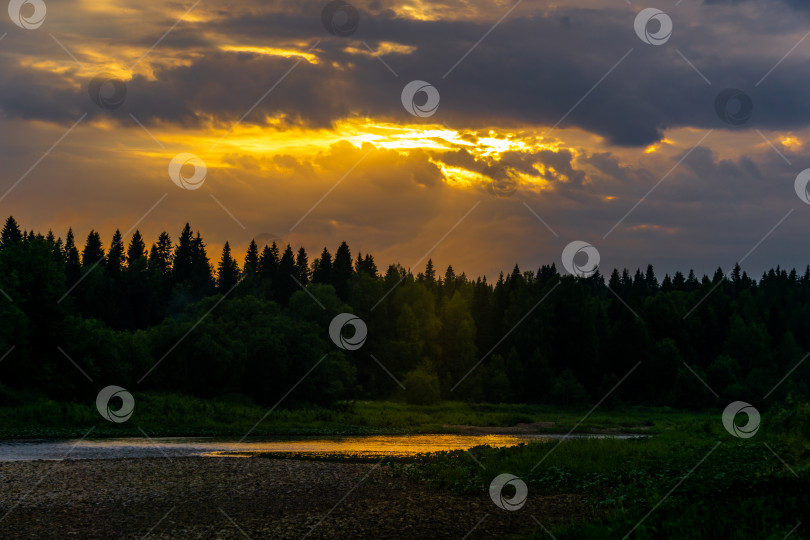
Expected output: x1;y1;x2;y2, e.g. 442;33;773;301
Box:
551;370;588;405
401;369;441;405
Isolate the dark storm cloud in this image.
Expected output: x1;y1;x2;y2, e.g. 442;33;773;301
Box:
2;0;810;146
704;0;810;10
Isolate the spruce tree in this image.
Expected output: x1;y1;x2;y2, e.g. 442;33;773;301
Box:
64;228;81;284
217;242;240;292
172;223;194;284
686;269;699;290
0;216;22;249
258;242;279;281
244;239;259;274
645;264;658;293
445;265;456;284
190;232;214;296
106;229;124;276
127;230;147;264
672;271;686;290
148;232;173;276
81;231;105;267
424;259;436;287
276;244;297;303
295;247;310;285
313;247;332;283
332;241;353;300
362;254;377;277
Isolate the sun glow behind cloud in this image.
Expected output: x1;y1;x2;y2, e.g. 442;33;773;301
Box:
5;0;810;279
219;46;320;64
115;118;569;193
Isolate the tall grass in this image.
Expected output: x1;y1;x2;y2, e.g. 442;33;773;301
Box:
0;395;707;438
391;402;810;539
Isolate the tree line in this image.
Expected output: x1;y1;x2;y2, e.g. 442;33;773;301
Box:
0;215;807;409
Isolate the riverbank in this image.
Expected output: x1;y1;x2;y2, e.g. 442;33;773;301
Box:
0;394;699;439
0;456;584;539
394;403;810;539
0;401;806;539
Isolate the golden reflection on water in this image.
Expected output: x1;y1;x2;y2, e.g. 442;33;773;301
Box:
203;434;530;459
1;434;640;461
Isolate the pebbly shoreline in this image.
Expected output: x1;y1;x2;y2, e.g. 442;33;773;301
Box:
0;457;582;539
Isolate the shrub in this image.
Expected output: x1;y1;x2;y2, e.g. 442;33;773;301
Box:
401;368;441;405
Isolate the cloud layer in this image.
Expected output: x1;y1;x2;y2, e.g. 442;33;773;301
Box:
1;0;810;279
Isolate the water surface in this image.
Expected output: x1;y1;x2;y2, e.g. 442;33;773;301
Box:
0;433;644;461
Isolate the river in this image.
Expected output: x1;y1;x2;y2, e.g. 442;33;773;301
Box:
0;433;644;461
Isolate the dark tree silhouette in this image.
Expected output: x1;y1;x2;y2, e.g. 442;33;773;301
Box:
332;241;353;300
0;216;22;248
149;232;173;276
63;228;81;285
276;244;297;304
295;247;310;286
313;247;332;284
81;230;104;267
258;242;279;283
106;230;124;277
244;239;259;275
217;242;240;292
0;214;808;410
172;223;194;285
127;230;147;264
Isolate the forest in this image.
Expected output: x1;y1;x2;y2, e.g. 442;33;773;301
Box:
0;214;807;410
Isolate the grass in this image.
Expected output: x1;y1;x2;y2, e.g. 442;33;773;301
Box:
0;393;698;439
388;401;810;539
1;393;806;537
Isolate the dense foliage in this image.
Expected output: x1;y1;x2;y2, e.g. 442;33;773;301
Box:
393;400;810;539
0;215;808;409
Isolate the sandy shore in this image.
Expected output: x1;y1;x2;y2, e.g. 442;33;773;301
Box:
0;457;582;539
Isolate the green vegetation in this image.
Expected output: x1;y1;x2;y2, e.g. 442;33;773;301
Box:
1;216;808;537
0;396;691;439
390;399;810;539
1;215;809;411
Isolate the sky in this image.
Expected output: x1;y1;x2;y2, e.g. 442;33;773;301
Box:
2;0;810;280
